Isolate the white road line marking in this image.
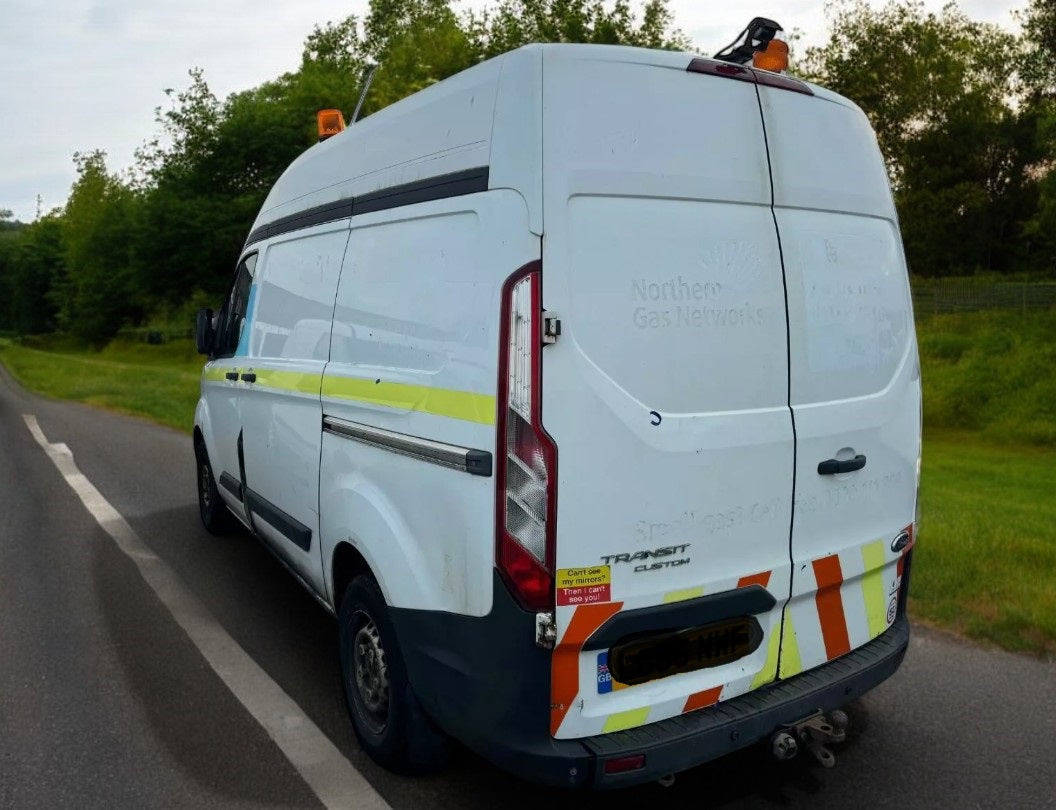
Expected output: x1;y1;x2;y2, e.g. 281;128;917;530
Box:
23;414;391;810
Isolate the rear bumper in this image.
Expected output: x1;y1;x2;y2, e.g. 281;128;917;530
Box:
392;569;911;789
583;614;909;787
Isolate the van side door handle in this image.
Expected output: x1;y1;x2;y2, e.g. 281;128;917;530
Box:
818;455;866;475
241;372;257;383
225;371;239;381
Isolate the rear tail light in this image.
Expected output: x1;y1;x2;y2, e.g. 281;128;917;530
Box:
496;263;557;611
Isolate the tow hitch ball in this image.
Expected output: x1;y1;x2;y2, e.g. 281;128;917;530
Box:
770;710;849;768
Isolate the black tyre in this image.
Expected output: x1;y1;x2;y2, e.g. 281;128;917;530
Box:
338;575;449;773
194;439;235;535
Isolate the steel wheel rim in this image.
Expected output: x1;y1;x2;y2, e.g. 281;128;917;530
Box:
199;459;213;509
351;610;389;734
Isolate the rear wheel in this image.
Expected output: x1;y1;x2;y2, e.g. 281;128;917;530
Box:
338;575;449;773
194;439;235;535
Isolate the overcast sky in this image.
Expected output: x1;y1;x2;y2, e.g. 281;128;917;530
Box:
0;0;1023;222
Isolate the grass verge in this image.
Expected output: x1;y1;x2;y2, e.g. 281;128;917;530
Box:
913;430;1056;655
917;309;1056;445
0;338;204;432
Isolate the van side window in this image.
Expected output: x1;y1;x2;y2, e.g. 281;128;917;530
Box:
215;254;257;357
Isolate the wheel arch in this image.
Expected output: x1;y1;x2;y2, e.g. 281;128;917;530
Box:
331;541;377;614
320;472;456;614
193;397;214;459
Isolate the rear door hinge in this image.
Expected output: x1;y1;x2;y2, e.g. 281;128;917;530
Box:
535;611;556;649
543;313;561;344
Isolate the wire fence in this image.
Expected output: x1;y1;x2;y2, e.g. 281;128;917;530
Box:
911;279;1056;315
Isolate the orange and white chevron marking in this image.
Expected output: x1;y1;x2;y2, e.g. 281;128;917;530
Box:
549;526;913;739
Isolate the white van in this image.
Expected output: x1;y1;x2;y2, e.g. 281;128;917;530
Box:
193;41;921;788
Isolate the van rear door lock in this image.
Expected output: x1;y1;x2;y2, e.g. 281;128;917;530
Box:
543;313;561;344
535;612;556;649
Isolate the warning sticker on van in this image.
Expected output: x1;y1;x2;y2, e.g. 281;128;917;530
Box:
556;566;611;606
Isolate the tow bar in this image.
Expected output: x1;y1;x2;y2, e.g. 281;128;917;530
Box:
770;709;849;767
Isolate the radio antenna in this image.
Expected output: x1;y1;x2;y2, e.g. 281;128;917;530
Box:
351;64;378;124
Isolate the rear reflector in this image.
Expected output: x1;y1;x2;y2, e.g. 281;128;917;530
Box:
604;754;646;774
687;57;813;96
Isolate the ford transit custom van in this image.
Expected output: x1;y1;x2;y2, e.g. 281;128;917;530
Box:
194;41;921;788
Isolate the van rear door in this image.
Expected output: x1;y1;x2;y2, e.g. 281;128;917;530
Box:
758;85;921;678
539;48;794;740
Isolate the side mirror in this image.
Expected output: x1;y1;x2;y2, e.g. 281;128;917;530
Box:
195;308;215;356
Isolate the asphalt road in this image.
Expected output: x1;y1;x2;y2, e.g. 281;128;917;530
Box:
2;365;1055;809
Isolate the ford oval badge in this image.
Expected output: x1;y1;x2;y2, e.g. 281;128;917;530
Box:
891;530;911;553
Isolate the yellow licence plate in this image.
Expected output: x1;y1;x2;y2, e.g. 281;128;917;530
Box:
608;616;761;686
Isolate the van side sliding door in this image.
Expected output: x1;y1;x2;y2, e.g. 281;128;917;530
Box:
238;224;350;595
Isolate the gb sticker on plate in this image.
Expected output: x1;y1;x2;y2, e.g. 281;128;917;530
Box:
597;651;630;694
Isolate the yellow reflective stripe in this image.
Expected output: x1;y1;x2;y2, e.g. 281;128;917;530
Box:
603;707;650;733
752;615;781;689
322;375;496;425
777;611;802;679
202;366;228;382
201;366;495;424
861;540;889;639
252;369;322;395
662;586;705;604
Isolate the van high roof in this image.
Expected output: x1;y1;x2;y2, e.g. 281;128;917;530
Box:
250;43;851;243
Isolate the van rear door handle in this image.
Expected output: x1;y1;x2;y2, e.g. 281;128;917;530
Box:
241;372;257;383
225;372;239;381
818;455;866;475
